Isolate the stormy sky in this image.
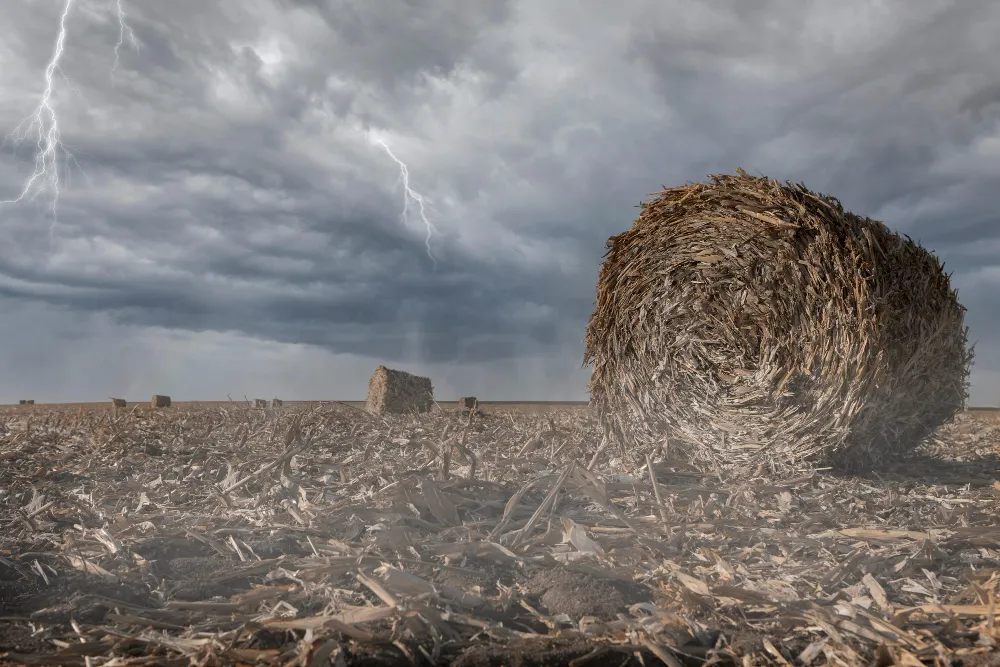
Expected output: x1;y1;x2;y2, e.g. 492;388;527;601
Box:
0;0;997;404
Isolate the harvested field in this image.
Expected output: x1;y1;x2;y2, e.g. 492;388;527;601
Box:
1;403;1000;666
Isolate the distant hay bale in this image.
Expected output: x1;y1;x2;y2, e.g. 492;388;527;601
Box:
271;398;283;408
458;397;478;409
366;366;434;415
584;170;973;472
111;398;126;408
151;395;171;408
18;400;25;405
254;398;267;408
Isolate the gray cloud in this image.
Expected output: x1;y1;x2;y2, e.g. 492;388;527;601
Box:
0;0;997;404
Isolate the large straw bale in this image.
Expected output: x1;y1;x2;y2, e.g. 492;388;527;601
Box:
151;395;171;408
254;398;267;408
584;170;973;472
111;398;127;408
271;398;283;408
458;397;478;409
366;366;434;415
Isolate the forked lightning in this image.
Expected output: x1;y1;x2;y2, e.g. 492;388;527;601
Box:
0;0;136;236
372;136;439;267
111;0;138;82
3;2;439;267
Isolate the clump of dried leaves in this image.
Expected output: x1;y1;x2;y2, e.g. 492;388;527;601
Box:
1;402;1000;666
585;170;973;473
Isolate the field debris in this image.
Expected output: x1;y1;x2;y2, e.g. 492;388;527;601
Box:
1;403;999;665
150;394;171;408
585;171;973;473
366;365;434;415
458;397;484;419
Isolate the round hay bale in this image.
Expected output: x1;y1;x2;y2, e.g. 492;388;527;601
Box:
584;170;973;472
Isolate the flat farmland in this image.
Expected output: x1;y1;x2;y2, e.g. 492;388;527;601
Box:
1;402;1000;665
0;400;591;415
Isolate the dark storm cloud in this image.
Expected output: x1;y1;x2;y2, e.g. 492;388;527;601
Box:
0;0;998;401
276;0;517;88
628;1;999;223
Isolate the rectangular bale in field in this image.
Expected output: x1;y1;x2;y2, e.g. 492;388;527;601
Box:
366;365;434;415
111;398;127;408
18;400;25;405
24;400;34;405
271;398;283;407
151;395;171;408
458;397;478;409
254;398;267;408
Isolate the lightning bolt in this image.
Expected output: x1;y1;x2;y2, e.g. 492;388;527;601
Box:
0;0;136;237
0;0;75;235
371;136;439;267
110;0;138;83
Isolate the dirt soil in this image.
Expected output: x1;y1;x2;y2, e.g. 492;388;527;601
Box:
1;404;999;665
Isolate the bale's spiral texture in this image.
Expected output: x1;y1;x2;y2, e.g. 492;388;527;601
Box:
366;366;434;415
584;170;973;471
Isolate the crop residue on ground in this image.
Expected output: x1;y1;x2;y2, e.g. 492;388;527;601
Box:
1;403;1000;665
